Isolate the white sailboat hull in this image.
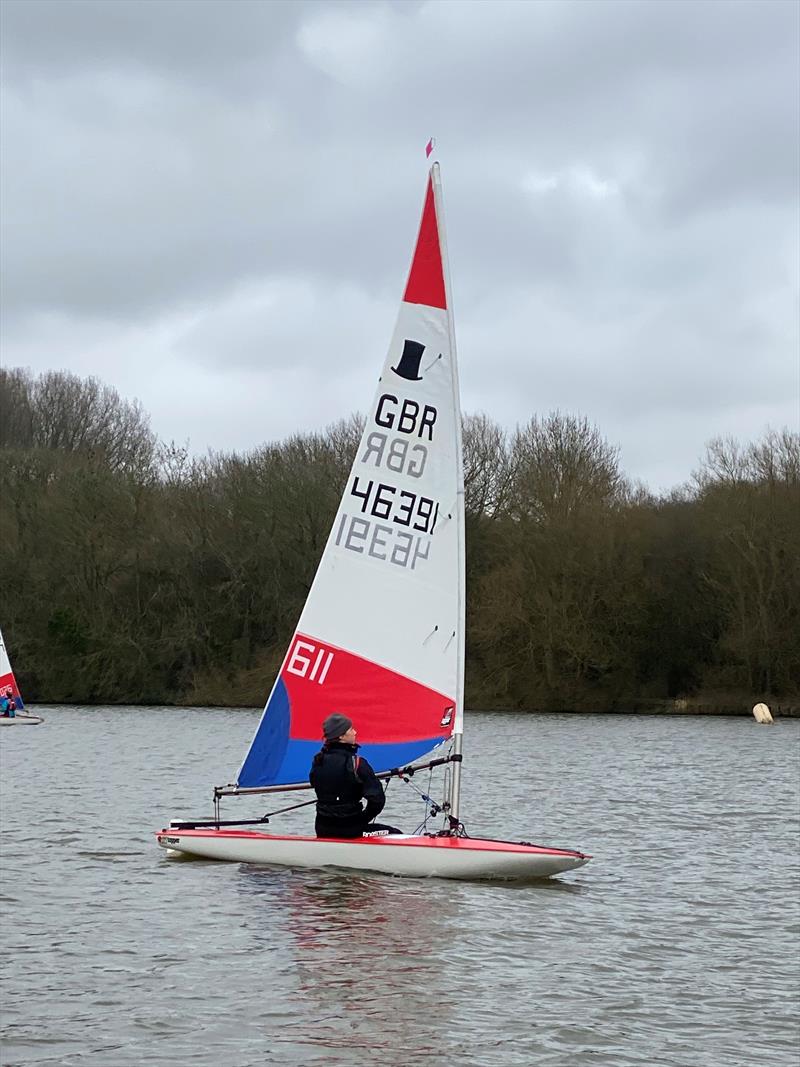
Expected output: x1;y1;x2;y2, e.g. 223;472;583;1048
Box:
156;828;589;881
0;714;43;726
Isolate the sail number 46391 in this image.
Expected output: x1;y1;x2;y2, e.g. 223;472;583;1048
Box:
348;477;439;533
335;513;431;570
334;479;439;571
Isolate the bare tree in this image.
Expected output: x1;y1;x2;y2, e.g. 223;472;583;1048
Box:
507;411;626;522
463;412;511;518
0;367;36;445
695;429;800;491
1;367;155;473
694;428;800;695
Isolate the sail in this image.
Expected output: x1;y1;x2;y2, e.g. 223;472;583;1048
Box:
0;627;25;711
238;164;464;788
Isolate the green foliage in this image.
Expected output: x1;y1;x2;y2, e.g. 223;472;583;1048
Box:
1;369;797;707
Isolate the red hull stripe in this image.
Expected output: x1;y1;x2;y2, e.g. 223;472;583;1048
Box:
157;829;588;859
403;177;447;310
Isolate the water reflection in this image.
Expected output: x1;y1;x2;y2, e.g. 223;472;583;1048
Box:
236;865;460;1057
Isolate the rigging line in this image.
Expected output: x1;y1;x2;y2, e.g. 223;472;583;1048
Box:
439;762;463;835
174;795;319;831
401;779;442;811
424;762;437;834
399;766;448;835
262;796;318;819
413;764;436;835
397;770;443;808
427;819;470;838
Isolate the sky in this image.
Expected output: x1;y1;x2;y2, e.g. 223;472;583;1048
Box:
1;0;798;492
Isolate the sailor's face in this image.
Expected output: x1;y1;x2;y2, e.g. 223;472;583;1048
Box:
340;725;357;744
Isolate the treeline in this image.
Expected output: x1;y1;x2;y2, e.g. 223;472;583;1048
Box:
1;367;798;709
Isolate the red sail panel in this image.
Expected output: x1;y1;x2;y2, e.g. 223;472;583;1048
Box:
0;670;21;706
403;177;447;310
284;634;454;744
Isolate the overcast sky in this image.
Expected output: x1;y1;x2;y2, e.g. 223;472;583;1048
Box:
1;0;798;491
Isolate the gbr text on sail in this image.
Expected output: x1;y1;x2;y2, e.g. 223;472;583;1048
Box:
336;392;441;570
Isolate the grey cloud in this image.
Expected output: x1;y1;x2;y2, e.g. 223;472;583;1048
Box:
0;0;306;89
0;0;797;489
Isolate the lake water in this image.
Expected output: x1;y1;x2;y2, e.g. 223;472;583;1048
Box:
1;708;798;1067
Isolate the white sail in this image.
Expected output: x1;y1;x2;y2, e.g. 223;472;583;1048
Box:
237;164;465;788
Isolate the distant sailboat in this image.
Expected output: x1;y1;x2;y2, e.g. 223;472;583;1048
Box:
157;161;589;880
0;627;43;726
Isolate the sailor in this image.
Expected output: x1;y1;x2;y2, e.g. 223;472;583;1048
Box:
0;693;15;717
309;713;398;839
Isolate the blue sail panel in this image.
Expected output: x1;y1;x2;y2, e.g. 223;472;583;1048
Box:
239;733;445;790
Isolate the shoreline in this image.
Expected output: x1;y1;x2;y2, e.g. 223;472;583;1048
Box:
21;699;800;717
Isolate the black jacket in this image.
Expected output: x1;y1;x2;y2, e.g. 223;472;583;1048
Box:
309;741;385;839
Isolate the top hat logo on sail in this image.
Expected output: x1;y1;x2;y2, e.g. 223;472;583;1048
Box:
392;339;426;381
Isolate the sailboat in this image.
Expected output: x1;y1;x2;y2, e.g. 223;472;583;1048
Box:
157;161;589;880
0;626;43;726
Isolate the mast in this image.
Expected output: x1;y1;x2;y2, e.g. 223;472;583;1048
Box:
431;162;466;827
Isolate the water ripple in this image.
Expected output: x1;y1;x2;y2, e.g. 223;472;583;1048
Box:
1;708;798;1066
